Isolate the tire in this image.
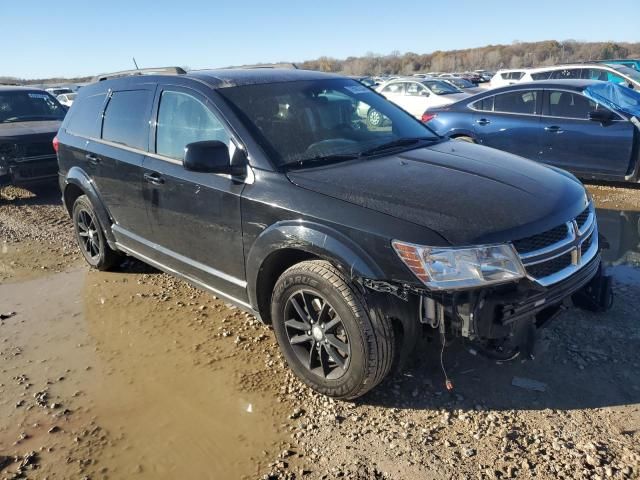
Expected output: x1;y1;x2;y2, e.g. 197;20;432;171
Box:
271;260;395;400
367;108;383;127
72;195;121;271
453;135;475;143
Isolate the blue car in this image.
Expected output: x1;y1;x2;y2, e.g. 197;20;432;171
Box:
426;80;640;183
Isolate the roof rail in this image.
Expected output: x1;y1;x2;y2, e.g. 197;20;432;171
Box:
91;66;187;83
217;62;299;70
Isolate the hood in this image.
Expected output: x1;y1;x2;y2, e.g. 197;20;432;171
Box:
287;141;588;245
0;120;61;142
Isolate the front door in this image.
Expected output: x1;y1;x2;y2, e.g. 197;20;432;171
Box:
539;89;635;177
141;86;247;301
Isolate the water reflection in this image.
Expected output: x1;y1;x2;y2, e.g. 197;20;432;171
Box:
596;208;640;286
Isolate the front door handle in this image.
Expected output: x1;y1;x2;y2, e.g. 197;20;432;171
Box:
476;118;490;126
85;153;101;165
144;172;165;186
544;125;564;133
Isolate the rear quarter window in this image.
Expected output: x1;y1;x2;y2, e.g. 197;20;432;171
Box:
471;96;494;111
65;93;106;138
101;90;153;150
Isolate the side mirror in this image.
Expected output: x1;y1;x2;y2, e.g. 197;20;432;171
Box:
183;140;246;175
588;110;613;123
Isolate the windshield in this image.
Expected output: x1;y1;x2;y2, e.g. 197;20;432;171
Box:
608;64;640;84
0;91;66;123
218;78;439;167
422;80;462;95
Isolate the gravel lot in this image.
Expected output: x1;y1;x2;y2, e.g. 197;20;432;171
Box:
1;183;639;480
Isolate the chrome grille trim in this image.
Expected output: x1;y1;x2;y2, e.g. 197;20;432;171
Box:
514;202;598;287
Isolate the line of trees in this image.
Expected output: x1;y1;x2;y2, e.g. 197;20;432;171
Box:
2;40;639;85
299;40;640;76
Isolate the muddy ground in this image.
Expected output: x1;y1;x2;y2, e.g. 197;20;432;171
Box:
1;183;639;480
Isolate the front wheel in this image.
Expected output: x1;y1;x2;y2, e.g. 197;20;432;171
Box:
72;195;121;271
271;260;395;399
367;108;384;127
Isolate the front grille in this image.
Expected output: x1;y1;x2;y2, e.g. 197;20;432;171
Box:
575;207;590;230
525;252;573;278
581;232;593;256
17;142;55;158
515;202;597;286
513;224;568;254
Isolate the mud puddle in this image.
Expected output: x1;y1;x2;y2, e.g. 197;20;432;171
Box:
596;207;640;286
1;267;289;479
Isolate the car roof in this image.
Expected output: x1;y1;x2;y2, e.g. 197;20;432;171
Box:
187;68;341;88
0;86;49;93
474;79;599;96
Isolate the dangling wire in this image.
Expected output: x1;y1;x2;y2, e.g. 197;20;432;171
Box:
439;296;454;391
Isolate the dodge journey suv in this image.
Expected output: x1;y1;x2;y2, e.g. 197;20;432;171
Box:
56;68;611;399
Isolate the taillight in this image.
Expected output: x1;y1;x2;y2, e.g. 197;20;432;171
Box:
52;136;59;153
421;113;437;123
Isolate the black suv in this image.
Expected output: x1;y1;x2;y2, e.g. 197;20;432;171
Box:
56;69;610;399
1;86;66;186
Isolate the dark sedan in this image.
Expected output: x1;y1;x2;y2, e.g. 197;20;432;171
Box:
426;80;640;182
0;86;66;186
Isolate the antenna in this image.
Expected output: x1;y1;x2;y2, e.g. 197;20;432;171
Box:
132;57;139;70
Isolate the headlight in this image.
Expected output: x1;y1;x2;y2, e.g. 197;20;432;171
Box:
392;240;526;290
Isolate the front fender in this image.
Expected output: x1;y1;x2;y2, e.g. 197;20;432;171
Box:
63;166;116;246
245;220;385;309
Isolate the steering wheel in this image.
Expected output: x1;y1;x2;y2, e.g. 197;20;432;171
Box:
305;138;358;157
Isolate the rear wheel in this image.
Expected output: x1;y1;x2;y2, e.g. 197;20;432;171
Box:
271;260;395;399
72;195;121;271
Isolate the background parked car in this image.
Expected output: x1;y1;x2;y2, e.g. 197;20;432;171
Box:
490;69;527;88
522;64;640;90
441;77;484;94
45;87;74;97
56;92;76;107
595;59;640;72
0;86;66;186
375;78;470;119
426;80;640;182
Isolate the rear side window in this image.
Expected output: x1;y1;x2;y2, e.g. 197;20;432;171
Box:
102;90;153;150
531;71;553;80
471;96;494;111
156;91;229;160
493;90;538;114
550;68;581;79
66;93;106;137
510;72;525;80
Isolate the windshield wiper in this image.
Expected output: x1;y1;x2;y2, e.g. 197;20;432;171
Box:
287;152;362;169
361;137;434;156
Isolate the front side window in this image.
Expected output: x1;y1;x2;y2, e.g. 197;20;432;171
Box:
156;91;229;160
493;90;537;114
102;90;153;150
0;91;66;124
548;91;597;119
405;83;426;96
381;82;404;95
218;78;439;167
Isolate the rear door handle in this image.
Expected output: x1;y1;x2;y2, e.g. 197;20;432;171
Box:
476;118;490;126
144;172;165;186
85;153;101;165
544;125;564;133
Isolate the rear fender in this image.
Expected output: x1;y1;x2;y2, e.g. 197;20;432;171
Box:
63;167;116;247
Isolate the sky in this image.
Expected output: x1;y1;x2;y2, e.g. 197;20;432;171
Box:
4;0;638;79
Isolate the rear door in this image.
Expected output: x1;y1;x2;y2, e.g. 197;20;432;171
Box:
539;89;635;177
141;84;247;301
90;86;156;239
471;89;542;161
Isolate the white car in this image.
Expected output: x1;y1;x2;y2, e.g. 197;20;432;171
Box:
520;64;640;90
374;79;470;119
56;93;76;107
46;87;74;97
489;69;527;88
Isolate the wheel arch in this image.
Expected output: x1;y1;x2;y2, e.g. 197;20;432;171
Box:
246;221;385;324
62;167;116;247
